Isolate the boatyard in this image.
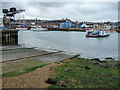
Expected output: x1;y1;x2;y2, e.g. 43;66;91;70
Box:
1;1;119;89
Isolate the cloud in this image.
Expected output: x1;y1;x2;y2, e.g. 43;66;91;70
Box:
2;2;118;21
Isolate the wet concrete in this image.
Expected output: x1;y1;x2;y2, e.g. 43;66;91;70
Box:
33;52;72;62
2;45;73;76
2;45;73;63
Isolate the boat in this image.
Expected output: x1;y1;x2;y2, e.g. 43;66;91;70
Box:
0;25;8;30
86;29;110;37
16;27;28;30
29;25;47;31
15;24;28;30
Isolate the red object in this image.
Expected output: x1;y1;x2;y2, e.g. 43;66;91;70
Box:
104;29;108;31
42;26;47;28
87;29;92;30
102;31;104;35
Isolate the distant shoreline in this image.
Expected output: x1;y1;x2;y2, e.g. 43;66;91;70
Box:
46;28;119;33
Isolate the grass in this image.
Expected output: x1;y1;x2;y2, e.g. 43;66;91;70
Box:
2;59;50;78
2;64;48;77
48;57;119;88
2;55;119;88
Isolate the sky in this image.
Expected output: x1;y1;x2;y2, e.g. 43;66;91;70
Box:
1;1;119;22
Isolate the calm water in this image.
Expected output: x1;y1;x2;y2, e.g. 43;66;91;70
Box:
18;31;118;60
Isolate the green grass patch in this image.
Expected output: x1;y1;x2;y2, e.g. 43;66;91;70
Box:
48;57;119;88
24;64;47;72
2;59;51;78
2;64;48;77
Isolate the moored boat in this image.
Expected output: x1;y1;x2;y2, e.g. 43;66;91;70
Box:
0;25;8;30
15;23;28;30
29;25;47;31
16;27;28;30
86;29;110;37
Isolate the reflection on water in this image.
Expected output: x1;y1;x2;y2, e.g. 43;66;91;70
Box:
18;31;118;60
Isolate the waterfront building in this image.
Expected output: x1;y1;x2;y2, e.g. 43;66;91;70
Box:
39;20;64;28
71;22;81;28
60;21;72;28
117;22;119;30
110;22;118;30
14;18;118;30
81;23;89;28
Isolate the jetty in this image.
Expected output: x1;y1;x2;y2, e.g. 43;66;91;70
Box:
1;30;19;45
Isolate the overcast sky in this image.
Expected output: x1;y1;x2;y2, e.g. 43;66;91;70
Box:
1;2;118;22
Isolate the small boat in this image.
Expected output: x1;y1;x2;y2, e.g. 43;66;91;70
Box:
0;25;8;30
16;27;28;30
29;25;47;31
86;29;110;37
16;24;28;30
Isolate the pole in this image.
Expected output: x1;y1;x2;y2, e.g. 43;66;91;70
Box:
19;14;20;19
14;15;15;29
23;14;24;19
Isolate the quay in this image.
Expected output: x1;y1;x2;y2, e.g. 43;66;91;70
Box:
47;28;86;32
2;45;72;63
47;28;119;33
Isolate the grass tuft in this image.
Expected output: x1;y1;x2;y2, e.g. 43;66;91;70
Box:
2;64;48;78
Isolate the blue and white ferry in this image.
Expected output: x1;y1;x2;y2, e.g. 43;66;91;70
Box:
86;29;110;37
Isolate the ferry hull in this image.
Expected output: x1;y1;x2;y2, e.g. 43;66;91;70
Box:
86;34;110;37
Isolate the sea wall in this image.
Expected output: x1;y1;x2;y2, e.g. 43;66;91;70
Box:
1;30;19;45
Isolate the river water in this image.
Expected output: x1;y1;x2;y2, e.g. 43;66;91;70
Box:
18;31;118;60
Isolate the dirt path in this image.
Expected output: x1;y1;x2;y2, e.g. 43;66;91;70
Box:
2;61;63;88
